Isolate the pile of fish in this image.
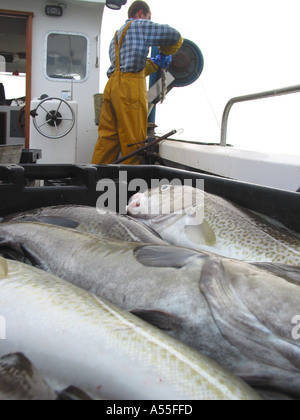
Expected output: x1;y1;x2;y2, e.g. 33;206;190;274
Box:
127;185;300;265
4;205;165;246
0;185;299;400
0;256;259;400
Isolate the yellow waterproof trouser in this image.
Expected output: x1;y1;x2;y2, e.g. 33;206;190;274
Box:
92;22;146;165
92;71;147;165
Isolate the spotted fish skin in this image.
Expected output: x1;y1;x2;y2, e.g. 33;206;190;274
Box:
202;193;300;265
0;257;260;401
127;185;300;266
4;205;165;245
0;353;57;400
0;222;299;396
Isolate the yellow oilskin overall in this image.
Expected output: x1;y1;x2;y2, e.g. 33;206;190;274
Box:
92;21;146;165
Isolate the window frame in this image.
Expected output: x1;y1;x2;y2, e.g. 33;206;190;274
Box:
44;30;90;83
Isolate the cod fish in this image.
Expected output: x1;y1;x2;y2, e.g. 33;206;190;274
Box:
0;353;57;400
0;257;260;401
0;353;91;401
4;205;165;245
0;221;299;397
127;185;300;266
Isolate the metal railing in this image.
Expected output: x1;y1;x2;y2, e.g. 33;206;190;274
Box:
220;84;300;146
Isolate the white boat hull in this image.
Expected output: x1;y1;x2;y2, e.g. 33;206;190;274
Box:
160;140;300;192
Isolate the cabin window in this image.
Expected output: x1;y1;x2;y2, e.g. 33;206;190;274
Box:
45;31;89;82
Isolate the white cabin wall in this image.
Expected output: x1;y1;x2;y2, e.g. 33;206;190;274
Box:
2;0;104;163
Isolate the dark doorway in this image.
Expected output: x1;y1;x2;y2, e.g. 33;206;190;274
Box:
0;10;33;147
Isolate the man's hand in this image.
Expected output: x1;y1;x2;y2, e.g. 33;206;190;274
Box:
151;53;172;70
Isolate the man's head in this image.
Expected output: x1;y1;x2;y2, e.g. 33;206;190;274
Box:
128;1;151;20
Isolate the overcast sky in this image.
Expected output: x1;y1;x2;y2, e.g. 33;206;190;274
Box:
100;0;300;155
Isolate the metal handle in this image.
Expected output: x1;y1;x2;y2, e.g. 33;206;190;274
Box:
220;84;300;146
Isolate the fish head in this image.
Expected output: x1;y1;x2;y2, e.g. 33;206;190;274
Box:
0;353;34;374
127;185;216;246
126;192;149;217
128;185;204;217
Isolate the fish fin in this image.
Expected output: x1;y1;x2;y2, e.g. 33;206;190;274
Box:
0;237;45;270
185;220;216;246
131;309;183;331
57;386;93;401
0;247;27;263
200;258;300;372
252;262;300;286
126;216;165;241
0;257;8;279
134;245;205;268
14;216;80;230
0;236;27;263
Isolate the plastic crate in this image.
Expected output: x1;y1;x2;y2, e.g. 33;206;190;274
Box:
0;164;299;232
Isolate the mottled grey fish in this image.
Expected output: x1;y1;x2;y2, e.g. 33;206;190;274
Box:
0;257;260;401
4;205;165;245
127;185;300;266
0;221;299;397
0;353;57;400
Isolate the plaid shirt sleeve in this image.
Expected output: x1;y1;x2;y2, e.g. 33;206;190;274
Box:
107;19;181;77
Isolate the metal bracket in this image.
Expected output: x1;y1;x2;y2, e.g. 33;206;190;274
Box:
148;71;175;105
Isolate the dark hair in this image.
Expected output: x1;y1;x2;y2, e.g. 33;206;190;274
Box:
128;1;150;18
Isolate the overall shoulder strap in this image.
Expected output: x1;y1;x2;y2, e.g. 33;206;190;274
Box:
114;21;133;71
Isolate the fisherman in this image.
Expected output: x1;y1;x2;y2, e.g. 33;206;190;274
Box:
91;0;183;165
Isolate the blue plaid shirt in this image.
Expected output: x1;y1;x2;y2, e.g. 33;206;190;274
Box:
107;19;181;77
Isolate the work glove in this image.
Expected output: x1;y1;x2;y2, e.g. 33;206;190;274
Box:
151;53;172;70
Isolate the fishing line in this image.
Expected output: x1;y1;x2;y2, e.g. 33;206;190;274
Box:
200;80;221;130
